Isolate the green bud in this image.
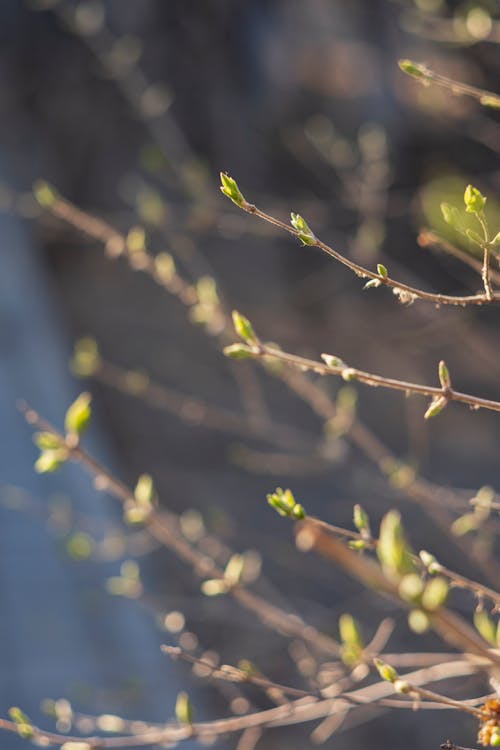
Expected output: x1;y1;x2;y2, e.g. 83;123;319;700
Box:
451;512;478;536
490;730;500;747
398;573;425;604
348;539;367;551
393;679;411;694
353;504;371;537
290;212;316;245
424;396;447;419
363;278;381;289
321;353;346;369
175;691;194;726
71;337;100;378
291;503;306;520
126;226;146;253
339;613;364;653
220;173;246;207
464;184;486;214
65;392;92;438
398;59;427;79
341;368;356;382
377;263;388;279
9;707;34;739
201;578;229;596
474;609;497;645
223;343;254;359
224;554;244;586
35;448;69;474
232;310;258;344
421;577;449;611
267;487;305;519
134;474;155;507
66;532;94;560
33;179;58;208
419;550;442;575
154;252;176;281
33;431;63;451
479;95;500;110
438;360;451;389
377;510;415;580
408;608;430;633
373;658;398;682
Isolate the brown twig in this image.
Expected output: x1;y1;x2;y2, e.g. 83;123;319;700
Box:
20;403;341;658
238;200;500;306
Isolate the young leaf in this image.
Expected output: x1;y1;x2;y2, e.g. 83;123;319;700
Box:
290;213;316;245
438;360;451;390
232;310;258;344
220;173;246;207
464;184;486;214
65;392;92;438
223;343;254;359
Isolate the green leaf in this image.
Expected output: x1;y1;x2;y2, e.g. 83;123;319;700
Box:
397;59;428;79
363;278;381;289
438;360;451;390
223;343;254;359
220;173;246;207
232;310;258;344
464;184;486;214
373;658;398;682
35;448;68;474
65;392;92;438
267;487;306;519
377;510;415;579
353;504;371;537
474;609;497;645
33;431;63;451
424;396;447;419
290;213;316;245
377;263;388;279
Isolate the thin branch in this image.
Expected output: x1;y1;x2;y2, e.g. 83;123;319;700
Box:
235;341;500;415
0;659;490;748
294;517;500;675
236;199;500;307
20;403;341;659
417;230;500;287
398;60;500;110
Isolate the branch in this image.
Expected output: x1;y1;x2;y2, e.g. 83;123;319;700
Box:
226;341;500;416
222;184;500;307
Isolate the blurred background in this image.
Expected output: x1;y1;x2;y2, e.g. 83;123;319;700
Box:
1;0;499;748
